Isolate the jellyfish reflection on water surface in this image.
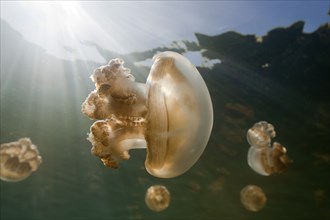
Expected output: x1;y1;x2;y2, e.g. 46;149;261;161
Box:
0;138;42;182
145;185;171;212
82;51;213;178
246;121;292;176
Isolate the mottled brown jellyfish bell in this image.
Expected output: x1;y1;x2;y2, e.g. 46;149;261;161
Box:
0;138;42;182
82;51;213;178
247;121;292;176
240;185;267;212
145;185;171;212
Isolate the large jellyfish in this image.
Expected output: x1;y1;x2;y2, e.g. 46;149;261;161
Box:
82;51;213;178
0;138;42;182
246;121;292;176
145;185;171;212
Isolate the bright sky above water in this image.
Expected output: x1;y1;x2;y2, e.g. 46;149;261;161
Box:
1;1;329;63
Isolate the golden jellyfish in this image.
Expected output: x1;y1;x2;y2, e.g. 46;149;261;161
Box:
81;51;213;178
247;121;292;176
247;121;275;149
240;185;267;212
145;185;170;212
0;138;42;182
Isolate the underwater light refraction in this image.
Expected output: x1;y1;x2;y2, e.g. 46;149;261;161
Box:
82;51;213;178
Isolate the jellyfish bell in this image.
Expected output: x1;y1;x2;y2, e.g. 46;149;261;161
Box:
145;185;171;212
240;185;267;212
0;138;42;182
82;51;213;178
145;51;213;178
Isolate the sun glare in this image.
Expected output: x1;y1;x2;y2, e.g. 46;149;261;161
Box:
6;1;106;62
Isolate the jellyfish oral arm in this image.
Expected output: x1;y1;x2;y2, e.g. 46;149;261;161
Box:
88;117;147;168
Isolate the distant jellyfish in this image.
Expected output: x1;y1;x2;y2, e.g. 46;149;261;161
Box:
81;51;213;178
145;185;170;212
240;185;267;212
247;121;275;149
246;121;292;176
0;138;42;182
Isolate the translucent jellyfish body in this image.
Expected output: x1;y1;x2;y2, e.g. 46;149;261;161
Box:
82;51;213;178
145;185;170;212
247;121;292;176
0;138;42;182
240;185;267;212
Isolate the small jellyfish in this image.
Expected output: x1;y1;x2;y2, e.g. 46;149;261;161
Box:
81;51;213;178
0;138;42;182
247;121;275;149
246;121;292;176
240;185;267;212
145;185;170;212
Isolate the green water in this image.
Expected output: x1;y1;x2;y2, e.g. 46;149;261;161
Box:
1;20;329;220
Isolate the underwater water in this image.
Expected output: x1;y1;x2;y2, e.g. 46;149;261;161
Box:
1;17;330;220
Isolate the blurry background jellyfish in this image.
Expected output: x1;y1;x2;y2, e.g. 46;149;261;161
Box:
81;51;213;178
240;185;267;212
246;121;292;176
0;138;42;182
145;185;171;212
